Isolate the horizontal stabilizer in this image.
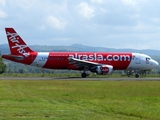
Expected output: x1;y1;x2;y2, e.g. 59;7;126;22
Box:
2;54;24;60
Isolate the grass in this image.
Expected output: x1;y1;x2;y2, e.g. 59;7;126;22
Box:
0;80;160;119
1;72;160;78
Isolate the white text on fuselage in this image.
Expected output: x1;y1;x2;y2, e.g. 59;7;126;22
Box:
7;32;29;57
69;53;131;61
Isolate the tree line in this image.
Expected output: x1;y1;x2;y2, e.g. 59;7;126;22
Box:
0;57;6;74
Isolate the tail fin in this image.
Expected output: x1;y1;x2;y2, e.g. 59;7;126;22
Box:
5;28;34;57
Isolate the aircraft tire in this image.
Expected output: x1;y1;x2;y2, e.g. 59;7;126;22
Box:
81;72;87;78
135;74;139;78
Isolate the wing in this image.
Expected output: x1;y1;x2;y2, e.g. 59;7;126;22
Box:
68;57;102;69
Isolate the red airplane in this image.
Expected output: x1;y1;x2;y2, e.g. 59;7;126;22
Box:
2;28;159;78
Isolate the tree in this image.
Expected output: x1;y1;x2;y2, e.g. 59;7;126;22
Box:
0;57;6;74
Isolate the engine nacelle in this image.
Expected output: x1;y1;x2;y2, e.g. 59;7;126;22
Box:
96;65;113;75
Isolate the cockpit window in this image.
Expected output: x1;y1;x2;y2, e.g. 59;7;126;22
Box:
146;57;151;61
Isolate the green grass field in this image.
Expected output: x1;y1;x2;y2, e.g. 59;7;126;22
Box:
0;80;160;120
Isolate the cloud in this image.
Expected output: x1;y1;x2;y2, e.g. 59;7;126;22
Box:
40;25;46;30
0;0;5;6
77;2;94;18
1;0;160;50
133;22;146;31
0;10;7;19
12;0;39;10
122;0;137;6
46;16;67;29
91;0;104;4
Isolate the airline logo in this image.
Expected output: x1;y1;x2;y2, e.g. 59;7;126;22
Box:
69;53;131;61
101;66;109;73
7;31;30;57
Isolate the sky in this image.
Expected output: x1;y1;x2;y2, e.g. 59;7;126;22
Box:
0;0;160;50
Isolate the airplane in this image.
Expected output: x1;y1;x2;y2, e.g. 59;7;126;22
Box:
2;28;159;78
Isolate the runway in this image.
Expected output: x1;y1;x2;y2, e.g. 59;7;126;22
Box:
0;77;160;81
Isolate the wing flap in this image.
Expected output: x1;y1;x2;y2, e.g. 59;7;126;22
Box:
68;58;101;69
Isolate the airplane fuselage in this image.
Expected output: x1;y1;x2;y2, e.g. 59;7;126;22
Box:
3;52;158;71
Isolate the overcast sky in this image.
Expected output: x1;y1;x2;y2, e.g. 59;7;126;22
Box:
0;0;160;50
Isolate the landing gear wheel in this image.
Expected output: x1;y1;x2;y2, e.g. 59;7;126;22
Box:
135;74;139;78
81;72;87;78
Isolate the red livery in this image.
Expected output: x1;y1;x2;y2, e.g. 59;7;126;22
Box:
2;28;159;78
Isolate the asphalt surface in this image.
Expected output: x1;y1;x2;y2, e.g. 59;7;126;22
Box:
0;77;160;81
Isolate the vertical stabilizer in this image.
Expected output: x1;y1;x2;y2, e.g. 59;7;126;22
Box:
5;28;34;57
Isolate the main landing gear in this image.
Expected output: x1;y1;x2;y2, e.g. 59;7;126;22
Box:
81;72;87;78
127;70;139;78
81;68;90;78
135;74;139;78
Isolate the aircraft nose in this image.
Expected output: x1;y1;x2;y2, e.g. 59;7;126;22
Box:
152;60;159;67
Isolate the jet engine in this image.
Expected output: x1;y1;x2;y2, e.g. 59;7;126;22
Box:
96;65;113;75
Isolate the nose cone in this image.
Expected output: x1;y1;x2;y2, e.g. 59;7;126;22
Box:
152;60;159;67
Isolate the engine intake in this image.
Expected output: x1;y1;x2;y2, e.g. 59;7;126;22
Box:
96;65;113;75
